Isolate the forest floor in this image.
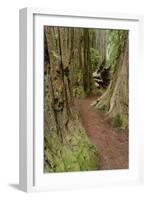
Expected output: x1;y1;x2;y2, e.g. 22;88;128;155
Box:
74;96;128;170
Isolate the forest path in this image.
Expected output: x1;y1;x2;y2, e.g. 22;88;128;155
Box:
74;96;128;170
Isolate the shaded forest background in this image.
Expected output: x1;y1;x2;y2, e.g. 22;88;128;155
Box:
44;26;128;173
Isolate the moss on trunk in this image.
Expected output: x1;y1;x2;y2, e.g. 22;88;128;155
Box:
44;26;99;173
44;117;99;173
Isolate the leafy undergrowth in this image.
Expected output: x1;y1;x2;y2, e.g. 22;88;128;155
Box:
94;102;128;129
112;113;128;129
44;119;99;173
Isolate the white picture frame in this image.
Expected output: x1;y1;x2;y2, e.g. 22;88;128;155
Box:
19;7;144;192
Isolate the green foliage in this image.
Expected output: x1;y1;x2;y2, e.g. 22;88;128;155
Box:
107;30;128;72
90;48;101;68
112;113;123;128
73;86;85;97
112;113;128;129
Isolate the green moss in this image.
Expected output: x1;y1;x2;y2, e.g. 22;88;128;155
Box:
61;146;80;171
76;147;98;170
44;119;99;173
54;155;65;172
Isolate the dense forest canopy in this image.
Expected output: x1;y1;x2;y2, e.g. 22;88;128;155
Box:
44;26;128;172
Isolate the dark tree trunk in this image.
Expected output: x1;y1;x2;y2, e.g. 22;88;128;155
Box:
83;28;92;95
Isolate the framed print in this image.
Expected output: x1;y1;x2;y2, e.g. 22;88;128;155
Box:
19;8;144;192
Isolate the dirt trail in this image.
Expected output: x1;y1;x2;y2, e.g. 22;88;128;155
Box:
74;96;128;170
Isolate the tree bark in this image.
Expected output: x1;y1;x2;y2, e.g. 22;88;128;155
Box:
44;26;73;142
44;26;98;172
94;29;106;64
94;32;129;128
83;28;91;95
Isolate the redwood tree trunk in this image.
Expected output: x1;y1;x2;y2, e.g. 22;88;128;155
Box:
44;26;98;173
44;26;73;143
94;31;129;128
83;28;91;95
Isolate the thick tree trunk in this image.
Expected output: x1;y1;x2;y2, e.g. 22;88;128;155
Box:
108;39;128;119
44;26;98;173
44;26;73;142
94;33;129;128
70;28;85;97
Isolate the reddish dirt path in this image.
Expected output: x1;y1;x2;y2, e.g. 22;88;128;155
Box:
74;96;128;170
